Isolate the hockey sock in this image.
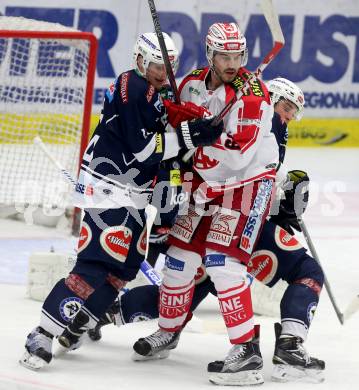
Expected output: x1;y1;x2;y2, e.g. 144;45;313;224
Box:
40;278;89;336
205;253;254;344
158;247;201;331
280;281;321;341
120;284;160;323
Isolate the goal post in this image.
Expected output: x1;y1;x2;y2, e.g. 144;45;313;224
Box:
0;17;97;226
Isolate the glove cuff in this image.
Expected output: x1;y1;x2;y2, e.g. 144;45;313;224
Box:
179;121;195;150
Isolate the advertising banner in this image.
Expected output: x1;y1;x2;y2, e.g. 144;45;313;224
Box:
1;0;358;145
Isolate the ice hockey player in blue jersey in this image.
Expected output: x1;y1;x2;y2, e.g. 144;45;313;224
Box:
89;78;325;383
19;31;224;371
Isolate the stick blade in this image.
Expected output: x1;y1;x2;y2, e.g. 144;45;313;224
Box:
343;294;359;321
260;0;285;44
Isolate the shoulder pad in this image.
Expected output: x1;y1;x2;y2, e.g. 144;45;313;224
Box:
182;68;208;83
179;67;209;94
230;67;268;99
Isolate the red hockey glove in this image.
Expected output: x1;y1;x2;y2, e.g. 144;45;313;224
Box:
163;99;212;128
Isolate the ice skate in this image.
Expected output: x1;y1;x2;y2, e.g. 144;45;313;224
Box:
208;341;264;386
132;328;181;361
19;327;53;370
271;322;325;383
56;310;90;355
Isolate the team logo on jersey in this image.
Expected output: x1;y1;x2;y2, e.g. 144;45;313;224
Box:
206;209;240;247
59;297;83;322
247;250;278;284
100;226;132;262
274;226;302;251
105;77;118;103
129;312;153;322
136;227;147;256
170;205;202;243
194;147;219;169
307;302;318;324
78;222;92;253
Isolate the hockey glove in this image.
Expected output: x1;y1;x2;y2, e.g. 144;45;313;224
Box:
176;116;224;150
271;170;309;234
164;99;212;129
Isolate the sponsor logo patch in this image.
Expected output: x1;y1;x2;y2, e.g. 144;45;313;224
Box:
274;226;302;251
136;227;147;256
247;250;278;284
75;183;94;196
240;180;273;254
170;169;182;186
100;226;132;262
119;72;129;103
59;297;83;322
206;209;240;247
189;86;200;95
170;204;202;243
78;222;92;253
155;133;163;153
204;254;226;268
165;255;185;271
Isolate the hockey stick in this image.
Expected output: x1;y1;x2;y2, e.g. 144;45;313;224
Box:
147;0;180;103
297;218;346;324
211;0;285;126
33;136;162;287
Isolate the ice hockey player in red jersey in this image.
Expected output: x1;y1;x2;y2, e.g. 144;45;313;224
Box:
132;22;278;386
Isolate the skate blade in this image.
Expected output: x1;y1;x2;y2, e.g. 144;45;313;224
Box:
209;370;264;386
132;349;170;362
271;364;325;384
19;350;48;371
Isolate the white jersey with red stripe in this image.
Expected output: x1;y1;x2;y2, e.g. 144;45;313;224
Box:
179;67;278;202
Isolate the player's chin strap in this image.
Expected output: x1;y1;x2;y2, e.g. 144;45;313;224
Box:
298;218;359;325
33;135;162;287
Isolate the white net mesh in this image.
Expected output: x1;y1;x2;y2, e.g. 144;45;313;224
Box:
0;17;94;215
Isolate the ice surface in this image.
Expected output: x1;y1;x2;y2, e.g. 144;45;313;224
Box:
0;148;358;389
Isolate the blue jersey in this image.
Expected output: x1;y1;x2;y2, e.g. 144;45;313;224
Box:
75;70;171;209
271;112;288;164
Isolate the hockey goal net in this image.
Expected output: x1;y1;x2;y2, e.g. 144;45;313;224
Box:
0;17;97;226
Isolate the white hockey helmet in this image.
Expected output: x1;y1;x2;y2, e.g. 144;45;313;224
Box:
206;22;248;67
267;77;305;120
133;32;179;77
